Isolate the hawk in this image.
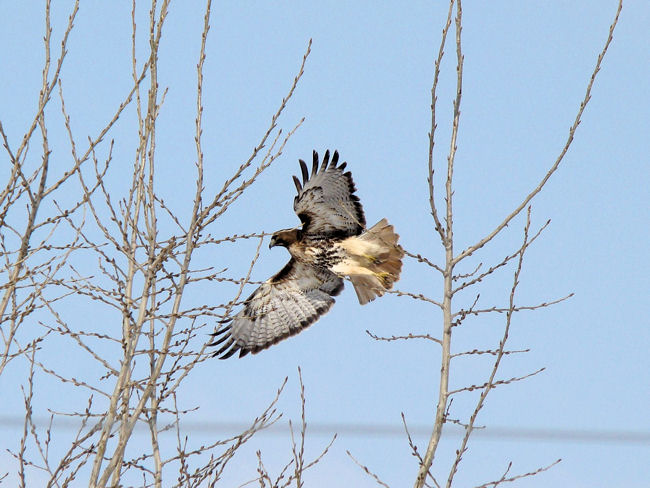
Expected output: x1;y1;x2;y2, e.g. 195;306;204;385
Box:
210;150;403;359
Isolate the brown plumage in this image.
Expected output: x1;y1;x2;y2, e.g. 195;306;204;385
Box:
210;150;403;359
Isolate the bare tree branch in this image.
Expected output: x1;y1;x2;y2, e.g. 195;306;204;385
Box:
472;459;562;488
414;1;463;485
453;0;623;266
347;450;391;488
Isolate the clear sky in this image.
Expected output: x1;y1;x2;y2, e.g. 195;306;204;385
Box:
1;1;648;487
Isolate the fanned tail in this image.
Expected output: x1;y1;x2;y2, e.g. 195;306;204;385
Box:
342;219;404;305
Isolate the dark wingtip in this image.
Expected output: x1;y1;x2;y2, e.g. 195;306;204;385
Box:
214;342;251;359
293;175;302;193
299;159;309;184
322;149;330;170
207;332;230;347
214;338;239;359
331;150;339;167
312;150;319;175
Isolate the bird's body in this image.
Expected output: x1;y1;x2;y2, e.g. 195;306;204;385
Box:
210;150;403;358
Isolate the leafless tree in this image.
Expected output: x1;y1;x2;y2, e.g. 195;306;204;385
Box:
1;1;325;487
0;0;95;377
353;1;623;487
1;1;624;487
247;368;336;488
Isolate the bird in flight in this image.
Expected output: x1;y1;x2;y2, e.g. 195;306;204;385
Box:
210;150;403;359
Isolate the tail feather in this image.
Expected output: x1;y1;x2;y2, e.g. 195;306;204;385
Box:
349;275;386;305
342;218;404;305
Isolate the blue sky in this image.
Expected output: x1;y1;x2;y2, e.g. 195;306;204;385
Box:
1;1;648;487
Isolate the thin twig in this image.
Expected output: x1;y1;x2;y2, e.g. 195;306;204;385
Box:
453;0;623;266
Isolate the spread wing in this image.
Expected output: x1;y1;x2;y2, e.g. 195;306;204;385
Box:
292;150;366;239
210;260;344;359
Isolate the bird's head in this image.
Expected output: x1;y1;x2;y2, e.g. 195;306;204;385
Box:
269;228;301;249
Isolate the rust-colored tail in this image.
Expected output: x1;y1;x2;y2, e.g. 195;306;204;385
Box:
348;218;404;305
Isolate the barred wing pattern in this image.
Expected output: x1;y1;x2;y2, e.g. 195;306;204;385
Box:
293;150;366;239
211;261;344;359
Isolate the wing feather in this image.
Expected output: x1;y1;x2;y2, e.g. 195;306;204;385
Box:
210;260;344;359
293;150;366;239
293;175;302;193
299;158;310;184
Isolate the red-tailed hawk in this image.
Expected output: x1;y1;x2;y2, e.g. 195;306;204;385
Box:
210;150;403;359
